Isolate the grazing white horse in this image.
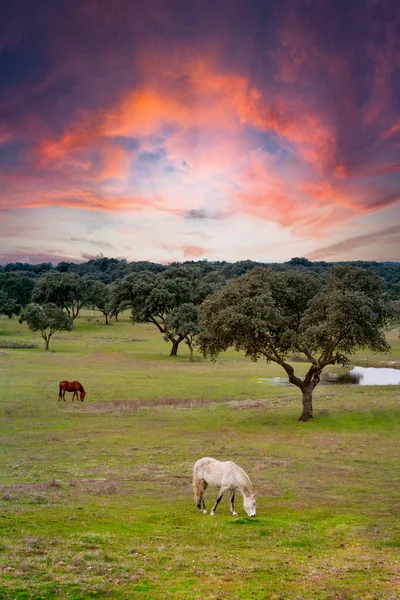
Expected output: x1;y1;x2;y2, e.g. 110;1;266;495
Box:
193;457;256;517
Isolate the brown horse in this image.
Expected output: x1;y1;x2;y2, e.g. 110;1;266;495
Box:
58;380;86;402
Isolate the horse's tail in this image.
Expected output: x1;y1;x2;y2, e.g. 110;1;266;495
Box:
192;466;202;500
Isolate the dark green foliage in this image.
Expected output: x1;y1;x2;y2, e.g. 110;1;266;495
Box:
288;257;313;266
0;273;35;313
19;303;72;350
0;290;20;318
1;262;53;275
32;272;89;321
1;257;399;299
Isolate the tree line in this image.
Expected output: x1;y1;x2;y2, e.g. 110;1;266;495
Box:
1;256;400;316
1;258;399;421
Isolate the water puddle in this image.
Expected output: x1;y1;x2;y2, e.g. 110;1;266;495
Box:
258;366;400;387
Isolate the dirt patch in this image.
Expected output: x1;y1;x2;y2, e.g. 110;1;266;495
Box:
0;341;38;348
228;397;295;410
79;397;213;414
69;478;119;494
0;480;63;502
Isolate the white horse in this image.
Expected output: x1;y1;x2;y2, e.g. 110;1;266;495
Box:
193;457;256;516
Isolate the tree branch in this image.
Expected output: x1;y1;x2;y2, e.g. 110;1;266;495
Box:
149;316;165;334
262;342;304;388
297;344;318;365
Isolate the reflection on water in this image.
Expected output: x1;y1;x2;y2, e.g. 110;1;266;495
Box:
258;366;400;387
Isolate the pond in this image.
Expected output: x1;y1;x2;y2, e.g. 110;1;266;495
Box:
258;366;400;387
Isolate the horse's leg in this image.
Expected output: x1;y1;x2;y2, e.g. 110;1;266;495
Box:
210;487;227;516
62;390;66;401
230;490;238;516
72;391;76;401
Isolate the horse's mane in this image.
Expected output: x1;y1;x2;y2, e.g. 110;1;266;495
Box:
233;463;253;494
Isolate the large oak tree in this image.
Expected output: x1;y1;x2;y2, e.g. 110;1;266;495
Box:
199;266;391;421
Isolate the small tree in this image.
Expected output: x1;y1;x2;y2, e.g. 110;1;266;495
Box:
199;266;391;421
85;280;112;324
20;303;72;350
164;303;201;361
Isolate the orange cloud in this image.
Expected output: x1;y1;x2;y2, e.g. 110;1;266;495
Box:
0;187;161;213
182;245;208;259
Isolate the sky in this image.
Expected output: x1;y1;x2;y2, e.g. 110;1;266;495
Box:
0;0;400;265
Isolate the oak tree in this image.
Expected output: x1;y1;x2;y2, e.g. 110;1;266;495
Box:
199;266;391;421
20;303;73;350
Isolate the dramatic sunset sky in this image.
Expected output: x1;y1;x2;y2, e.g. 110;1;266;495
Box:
1;0;399;264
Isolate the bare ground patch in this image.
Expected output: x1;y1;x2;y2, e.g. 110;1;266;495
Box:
69;478;120;494
72;395;300;414
0;341;38;349
0;480;63;503
76;397;214;414
228;397;296;410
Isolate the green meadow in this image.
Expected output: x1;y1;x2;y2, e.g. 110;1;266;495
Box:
0;313;399;599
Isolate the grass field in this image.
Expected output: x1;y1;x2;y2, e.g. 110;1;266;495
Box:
0;312;399;599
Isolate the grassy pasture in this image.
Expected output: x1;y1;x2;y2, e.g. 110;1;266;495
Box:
0;312;399;599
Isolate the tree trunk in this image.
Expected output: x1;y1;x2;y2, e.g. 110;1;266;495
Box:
189;344;194;361
299;386;313;421
105;313;109;325
170;339;180;356
44;336;50;351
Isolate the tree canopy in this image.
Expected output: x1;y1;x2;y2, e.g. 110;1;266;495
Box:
32;272;89;321
0;290;20;319
116;266;217;355
0;273;35;315
199;266;391;421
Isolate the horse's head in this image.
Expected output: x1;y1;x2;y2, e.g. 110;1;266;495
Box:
80;390;86;402
243;492;256;517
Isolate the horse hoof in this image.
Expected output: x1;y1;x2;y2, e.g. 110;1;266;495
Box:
232;512;238;516
210;511;215;516
203;509;207;514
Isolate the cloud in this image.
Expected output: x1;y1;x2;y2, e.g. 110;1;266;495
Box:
307;224;400;261
182;245;209;259
181;209;227;220
70;237;117;250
